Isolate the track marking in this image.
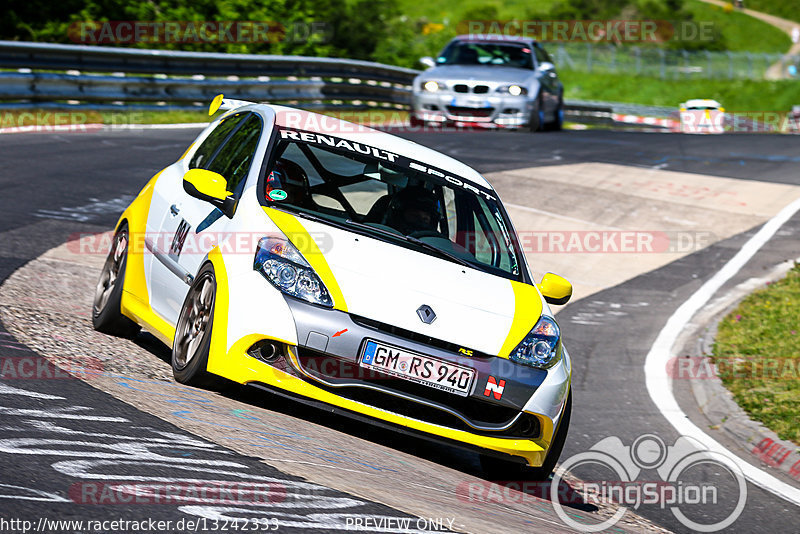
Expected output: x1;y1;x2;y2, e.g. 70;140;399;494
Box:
644;194;800;505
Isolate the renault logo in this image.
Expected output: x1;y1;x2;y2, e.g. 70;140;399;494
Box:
416;304;436;324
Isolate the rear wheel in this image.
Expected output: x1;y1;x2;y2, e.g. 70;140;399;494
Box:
172;264;218;387
92;225;140;338
481;388;572;481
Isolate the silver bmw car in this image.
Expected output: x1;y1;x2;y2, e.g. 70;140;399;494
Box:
411;35;564;131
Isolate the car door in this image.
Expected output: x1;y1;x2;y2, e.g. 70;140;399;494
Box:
533;44;560;114
148;111;262;325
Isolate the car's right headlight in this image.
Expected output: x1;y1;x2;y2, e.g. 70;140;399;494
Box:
509;316;561;369
253;237;333;307
422;80;442;92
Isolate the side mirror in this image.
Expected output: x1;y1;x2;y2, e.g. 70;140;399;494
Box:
419;56;436;68
537;272;572;305
538;61;555;72
183;168;236;217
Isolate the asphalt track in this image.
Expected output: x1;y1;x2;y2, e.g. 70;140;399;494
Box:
1;127;799;533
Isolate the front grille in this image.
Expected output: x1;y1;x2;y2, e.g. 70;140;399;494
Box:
473;85;490;94
294;348;535;437
454;84;469;93
349;314;493;360
446;106;494;118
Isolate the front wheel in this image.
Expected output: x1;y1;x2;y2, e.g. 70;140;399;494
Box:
92;225;140;338
545;96;564;131
172;264;218;387
528;96;544;132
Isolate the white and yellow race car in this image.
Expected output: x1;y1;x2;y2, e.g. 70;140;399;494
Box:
92;96;574;478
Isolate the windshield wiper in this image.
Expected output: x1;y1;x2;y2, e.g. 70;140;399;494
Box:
344;219;474;269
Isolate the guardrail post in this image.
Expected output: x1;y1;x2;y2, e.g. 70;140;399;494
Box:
586;43;593;73
727;51;733;79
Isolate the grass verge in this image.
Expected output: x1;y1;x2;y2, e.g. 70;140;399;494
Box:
561;69;800;111
685;0;791;53
712;263;800;445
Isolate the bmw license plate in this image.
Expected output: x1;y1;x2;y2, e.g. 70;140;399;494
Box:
360;340;474;396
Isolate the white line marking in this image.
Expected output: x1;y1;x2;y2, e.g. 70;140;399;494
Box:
504;202;623;230
644;194;800;506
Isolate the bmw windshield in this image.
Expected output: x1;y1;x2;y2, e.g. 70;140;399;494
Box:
436;42;534;69
260;128;525;281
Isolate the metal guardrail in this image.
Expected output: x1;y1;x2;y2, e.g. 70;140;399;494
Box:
0;71;411;106
0;40;679;124
0;41;419;84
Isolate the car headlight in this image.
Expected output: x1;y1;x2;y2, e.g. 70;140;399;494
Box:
423;80;442;92
254;237;333;307
509;316;561;369
497;84;527;96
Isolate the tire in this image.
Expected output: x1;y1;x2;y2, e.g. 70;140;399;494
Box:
528;96;544;132
92;225;141;338
409;114;424;128
172;263;219;387
480;387;572;481
545;96;564;131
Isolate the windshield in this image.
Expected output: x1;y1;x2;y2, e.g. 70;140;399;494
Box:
261;128;524;281
436;42;533;69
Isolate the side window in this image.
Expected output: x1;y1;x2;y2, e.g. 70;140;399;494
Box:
206;115;263;193
189;112;249;170
534;45;553;67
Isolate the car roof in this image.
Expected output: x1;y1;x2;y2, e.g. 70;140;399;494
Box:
452;34;537;45
243;103;494;191
683;99;722;108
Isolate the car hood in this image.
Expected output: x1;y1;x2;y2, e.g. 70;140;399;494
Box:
421;65;534;85
276;214;542;357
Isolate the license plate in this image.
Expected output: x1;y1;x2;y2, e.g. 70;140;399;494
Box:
360;340;475;397
451;96;489;108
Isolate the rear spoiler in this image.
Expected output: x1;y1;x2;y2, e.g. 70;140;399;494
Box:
208;94;255;116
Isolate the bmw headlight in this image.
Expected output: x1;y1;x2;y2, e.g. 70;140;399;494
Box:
510;316;561;369
254;237;333;307
497;84;527;96
423;80;442;92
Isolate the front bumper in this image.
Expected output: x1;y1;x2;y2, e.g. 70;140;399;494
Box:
412;91;532;128
225;297;571;466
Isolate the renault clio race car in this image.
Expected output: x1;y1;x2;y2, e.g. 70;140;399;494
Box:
92;95;574;478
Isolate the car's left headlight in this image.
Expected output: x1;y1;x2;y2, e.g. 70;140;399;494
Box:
496;84;527;96
509;316;561;369
254;237;333;307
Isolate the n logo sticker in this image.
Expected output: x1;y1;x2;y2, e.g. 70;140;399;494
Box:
483;376;506;400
